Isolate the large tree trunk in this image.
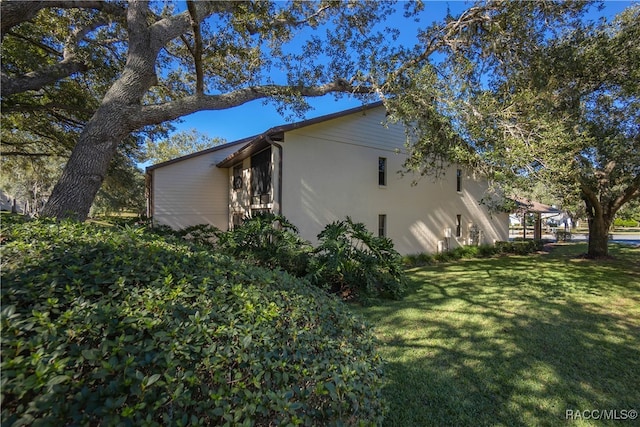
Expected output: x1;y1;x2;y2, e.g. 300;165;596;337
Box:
41;1;162;220
586;209;612;258
40;105;132;220
582;185;614;258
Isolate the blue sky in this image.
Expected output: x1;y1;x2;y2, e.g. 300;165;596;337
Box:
169;1;635;144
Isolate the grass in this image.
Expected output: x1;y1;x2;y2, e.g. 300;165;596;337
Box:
353;243;640;426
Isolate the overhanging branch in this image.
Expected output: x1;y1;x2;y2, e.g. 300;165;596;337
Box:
1;0;126;38
1;61;88;97
133;80;372;128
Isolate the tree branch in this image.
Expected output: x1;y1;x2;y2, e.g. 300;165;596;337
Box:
1;0;126;38
2;102;93;114
387;5;494;86
2;19;108;96
5;30;62;57
186;0;204;94
132;80;372;128
611;176;640;214
0;151;60;157
1;61;88;96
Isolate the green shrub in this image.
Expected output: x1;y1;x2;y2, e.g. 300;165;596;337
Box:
450;245;480;259
477;244;499;258
555;230;572;242
495;239;543;255
1;219;385;426
216;213;312;277
433;251;454;262
309;217;407;300
613;218;638;227
402;253;434;267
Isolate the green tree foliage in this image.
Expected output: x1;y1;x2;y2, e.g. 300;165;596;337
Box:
1;0;400;220
0;156;64;216
386;2;639;258
144;129;225;165
2;0;543;221
0;3;157;216
1;218;385;425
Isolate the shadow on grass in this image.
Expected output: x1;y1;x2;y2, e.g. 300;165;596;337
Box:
357;244;640;426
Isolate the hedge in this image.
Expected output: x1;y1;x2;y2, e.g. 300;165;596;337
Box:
1;218;385;426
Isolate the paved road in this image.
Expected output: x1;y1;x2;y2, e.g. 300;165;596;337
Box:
509;231;640;246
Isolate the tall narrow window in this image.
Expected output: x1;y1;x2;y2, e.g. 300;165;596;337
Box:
456;168;462;192
456;214;462;237
233;164;243;190
251;148;271;204
379;157;387;186
378;214;387;238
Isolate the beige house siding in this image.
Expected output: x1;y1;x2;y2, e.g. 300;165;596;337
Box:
149;103;508;254
279;106;508;254
150;144;239;230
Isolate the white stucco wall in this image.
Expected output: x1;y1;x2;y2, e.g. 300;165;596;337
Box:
279;106;509;255
150;144;240;230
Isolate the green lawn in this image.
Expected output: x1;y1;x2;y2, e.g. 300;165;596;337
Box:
353;243;640;426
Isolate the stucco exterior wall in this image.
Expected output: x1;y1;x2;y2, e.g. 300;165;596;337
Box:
150;144;239;230
279;106;509;255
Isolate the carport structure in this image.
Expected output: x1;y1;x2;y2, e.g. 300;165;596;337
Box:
514;199;562;240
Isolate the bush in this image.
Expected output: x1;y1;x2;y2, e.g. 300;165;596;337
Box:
495;239;543;255
555;230;572;242
402;253;434;267
1;219;385;426
215;213;312;278
613;218;638;228
477;244;499;258
309;217;407;300
175;223;221;247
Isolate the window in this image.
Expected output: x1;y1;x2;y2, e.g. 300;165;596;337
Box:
233;165;243;190
251;148;271;204
379;157;387;186
456;168;462;192
456;214;462;237
378;214;387;238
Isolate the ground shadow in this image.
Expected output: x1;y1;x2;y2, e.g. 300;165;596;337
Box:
358;244;640;426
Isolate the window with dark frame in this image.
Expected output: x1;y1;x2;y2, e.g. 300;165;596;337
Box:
233;164;243;190
456;214;462;237
379;157;387;186
456;168;462;192
378;214;387;238
251;148;271;205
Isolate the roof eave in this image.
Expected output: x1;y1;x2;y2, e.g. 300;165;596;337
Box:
216;100;384;168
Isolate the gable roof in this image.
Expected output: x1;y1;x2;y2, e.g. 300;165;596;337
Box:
145;101;384;172
216;101;384;168
145;137;251;172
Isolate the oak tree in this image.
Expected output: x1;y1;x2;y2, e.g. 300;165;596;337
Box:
2;0;398;220
386;2;639;258
3;0;613;230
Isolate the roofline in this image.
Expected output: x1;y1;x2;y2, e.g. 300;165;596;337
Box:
145;137;251;173
513;198;562;214
216;100;384;168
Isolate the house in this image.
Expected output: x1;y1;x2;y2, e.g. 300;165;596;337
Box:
146;102;509;255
